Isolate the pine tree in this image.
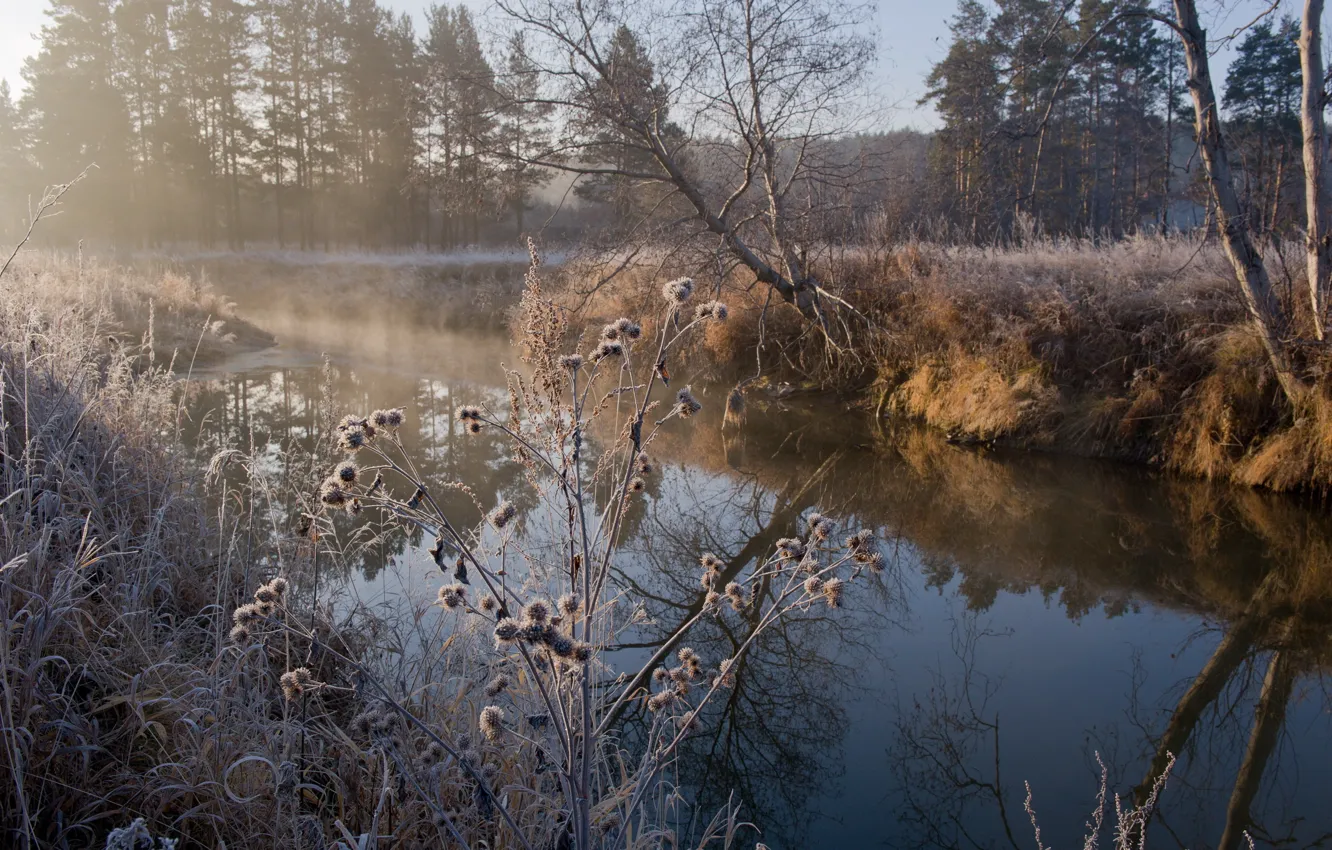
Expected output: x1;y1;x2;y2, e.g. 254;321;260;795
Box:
496;31;552;237
22;0;133;244
0;80;30;242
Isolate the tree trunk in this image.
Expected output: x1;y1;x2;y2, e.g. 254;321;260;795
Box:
1172;0;1306;405
1217;637;1295;850
1301;0;1329;340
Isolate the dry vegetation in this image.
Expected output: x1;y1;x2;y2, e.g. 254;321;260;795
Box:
7;253;275;367
563;234;1332;492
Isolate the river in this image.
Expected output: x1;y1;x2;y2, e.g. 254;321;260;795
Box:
178;281;1332;850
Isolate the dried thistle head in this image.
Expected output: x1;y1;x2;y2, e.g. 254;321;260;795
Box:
479;594;500;614
803;576;824;595
280;667;320;701
557;593;580;618
591;340;623;362
823;577;845;609
775;537;805;560
675;386;702;417
523;600;550;625
484;674;510;698
319;477;349;507
637;452;653;475
494;618;521;645
559;354;584;371
334;460;359;484
693;300;729;322
479;705;505;742
437;584;466;610
630;476;646;493
663;277;694;304
807;513;835;541
489;501;516;529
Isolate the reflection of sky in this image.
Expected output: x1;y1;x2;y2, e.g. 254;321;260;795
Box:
184;325;1332;850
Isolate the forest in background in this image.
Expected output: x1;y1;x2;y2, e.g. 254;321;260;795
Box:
0;0;1316;252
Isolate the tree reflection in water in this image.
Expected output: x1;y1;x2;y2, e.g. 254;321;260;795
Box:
179;349;1332;850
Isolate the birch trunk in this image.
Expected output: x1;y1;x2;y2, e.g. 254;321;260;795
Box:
1301;0;1329;340
1172;0;1307;405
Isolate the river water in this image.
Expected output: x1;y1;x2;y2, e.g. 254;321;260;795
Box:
180;286;1332;850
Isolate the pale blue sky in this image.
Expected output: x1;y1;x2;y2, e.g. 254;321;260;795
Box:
0;0;1306;130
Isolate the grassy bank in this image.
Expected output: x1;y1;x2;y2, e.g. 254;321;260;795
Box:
562;236;1332;493
7;253;275;367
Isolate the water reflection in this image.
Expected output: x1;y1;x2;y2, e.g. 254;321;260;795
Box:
180;322;1332;850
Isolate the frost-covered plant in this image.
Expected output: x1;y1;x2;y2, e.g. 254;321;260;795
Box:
230;245;883;849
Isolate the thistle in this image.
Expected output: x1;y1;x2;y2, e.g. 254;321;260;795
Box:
662;277;694;304
484;674;510;698
280;667;319;701
479;705;505;742
489;501;516;529
675;386;702;417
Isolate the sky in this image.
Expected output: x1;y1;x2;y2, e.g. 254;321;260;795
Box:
0;0;1308;131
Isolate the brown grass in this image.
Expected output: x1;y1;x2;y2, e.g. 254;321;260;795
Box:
6;253;275;366
559;235;1332;492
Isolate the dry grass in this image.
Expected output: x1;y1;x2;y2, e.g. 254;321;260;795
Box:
559;234;1332;492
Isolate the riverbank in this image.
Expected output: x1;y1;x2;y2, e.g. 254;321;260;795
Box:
6;252;276;366
560;235;1332;493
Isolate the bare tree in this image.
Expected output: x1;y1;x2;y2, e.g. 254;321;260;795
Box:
1159;0;1307;404
494;0;876;324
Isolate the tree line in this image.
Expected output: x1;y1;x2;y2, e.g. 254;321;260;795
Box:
922;0;1314;242
0;0;1323;256
0;0;558;249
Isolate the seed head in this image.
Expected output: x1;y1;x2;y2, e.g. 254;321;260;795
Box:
807;513;835;541
591;340;623;361
489;501;516;529
823;577;845;609
663;277;694;304
653;667;670;684
637;452;653;475
479;705;505;742
678;647;698;664
484;674;510;698
548;633;575;658
457;406;483;423
420;740;446;767
319;477;349;507
254;585;279;605
724;581;750;611
350;711;375;737
337;426;368;453
269;577;289;597
228;622;252;643
494;618;521;645
647;691;676;712
335;460;358;484
557;593;581;618
559;354;584;371
523;600;550;625
609;317;642;340
675;387;702;417
479;594;500;614
233;602;264;625
280;667;319;701
571;642;592;663
700;552;723;570
775;537;805;560
694;300;729;322
437;583;466;610
630;476;646;493
371;408;404;431
804;576;824;595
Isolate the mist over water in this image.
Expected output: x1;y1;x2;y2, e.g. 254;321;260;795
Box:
180;284;1332;850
